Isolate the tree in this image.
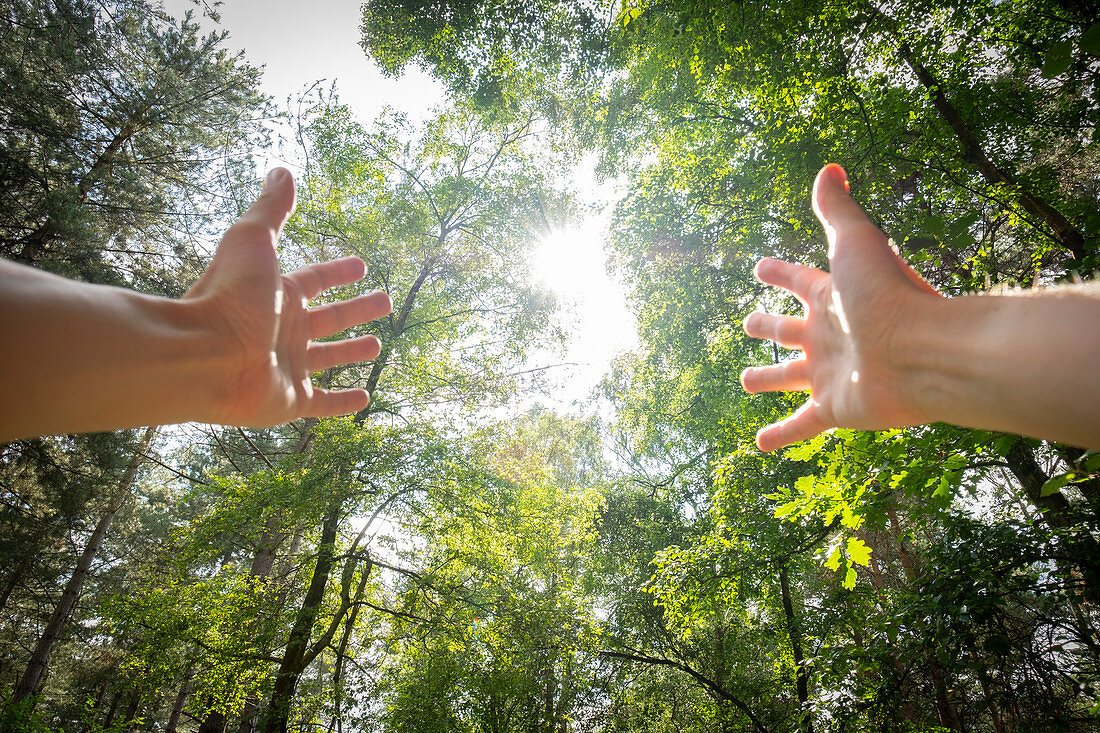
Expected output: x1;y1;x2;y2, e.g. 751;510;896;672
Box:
252;97;567;733
376;412;606;733
12;426;157;703
91;94;571;733
0;0;266;722
0;0;267;289
359;0;1100;726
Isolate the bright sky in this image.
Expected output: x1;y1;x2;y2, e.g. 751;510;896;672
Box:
532;166;638;407
161;0;443;127
160;0;637;407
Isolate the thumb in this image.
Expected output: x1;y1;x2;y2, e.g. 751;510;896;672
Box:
235;167;296;242
812;164;940;296
185;168;296;299
812;163;874;259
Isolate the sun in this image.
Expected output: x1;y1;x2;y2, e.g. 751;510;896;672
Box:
534;223;608;300
532;218;638;403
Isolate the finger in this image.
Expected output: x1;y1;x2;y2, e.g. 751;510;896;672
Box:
187;170;297;300
308;334;382;372
303;388;370;418
753;258;827;303
812;165;941;297
224;168;297;248
287;257;367;301
812;163;860;237
740;358;810;394
743;311;805;349
756;399;829;452
811;163;884;260
308;291;393;339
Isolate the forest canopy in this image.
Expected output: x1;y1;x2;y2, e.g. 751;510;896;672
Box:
2;0;1100;731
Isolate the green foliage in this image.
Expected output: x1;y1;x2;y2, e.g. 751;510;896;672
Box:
285;94;566;411
0;0;267;290
360;0;609;118
376;414;607;733
5;0;1100;731
0;699;58;733
364;0;1100;727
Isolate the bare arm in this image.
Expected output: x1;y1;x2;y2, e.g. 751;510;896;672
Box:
0;168;392;440
741;163;1100;451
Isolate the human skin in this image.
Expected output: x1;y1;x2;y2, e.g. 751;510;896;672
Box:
741;163;1100;452
0;168;392;440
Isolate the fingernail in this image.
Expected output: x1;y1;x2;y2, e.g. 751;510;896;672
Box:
828;164;850;193
263;168;287;192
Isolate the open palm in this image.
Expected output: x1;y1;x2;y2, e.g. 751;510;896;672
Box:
183;168;392;426
741;164;940;452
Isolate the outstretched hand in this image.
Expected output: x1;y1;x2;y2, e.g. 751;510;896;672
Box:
740;164;941;452
184;168;392;427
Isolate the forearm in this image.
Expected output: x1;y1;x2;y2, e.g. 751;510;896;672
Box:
0;260;228;439
899;284;1100;449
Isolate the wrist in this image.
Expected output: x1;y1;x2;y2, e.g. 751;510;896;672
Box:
0;274;237;439
75;289;236;430
891;290;980;427
164;294;245;426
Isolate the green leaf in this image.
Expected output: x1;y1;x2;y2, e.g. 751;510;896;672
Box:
948;212;980;239
1082;22;1100;56
846;537;873;567
1041;473;1071;497
1041;40;1074;78
774;500;800;519
1083;212;1100;237
618;4;644;27
944;454;967;471
786;433;827;461
794;474;816;494
843;566;858;590
933;472;956;498
888;469;909;490
825;544;842;572
991;435;1017;457
922;214;946;238
840;504;863;530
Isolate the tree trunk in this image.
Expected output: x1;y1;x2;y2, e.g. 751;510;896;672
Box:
978;674;1007;733
867;545;917;724
779;565;813;733
889;41;1085;261
198;429;315;733
1005;439;1100;600
886;507;964;731
101;690;123;730
198;704;227;733
235;698;259;733
166;664;195;733
16;122;138;264
254;254;433;733
12;426;157;702
196;518;284;733
119;689;142;731
260;506;342;733
330;577;365;733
